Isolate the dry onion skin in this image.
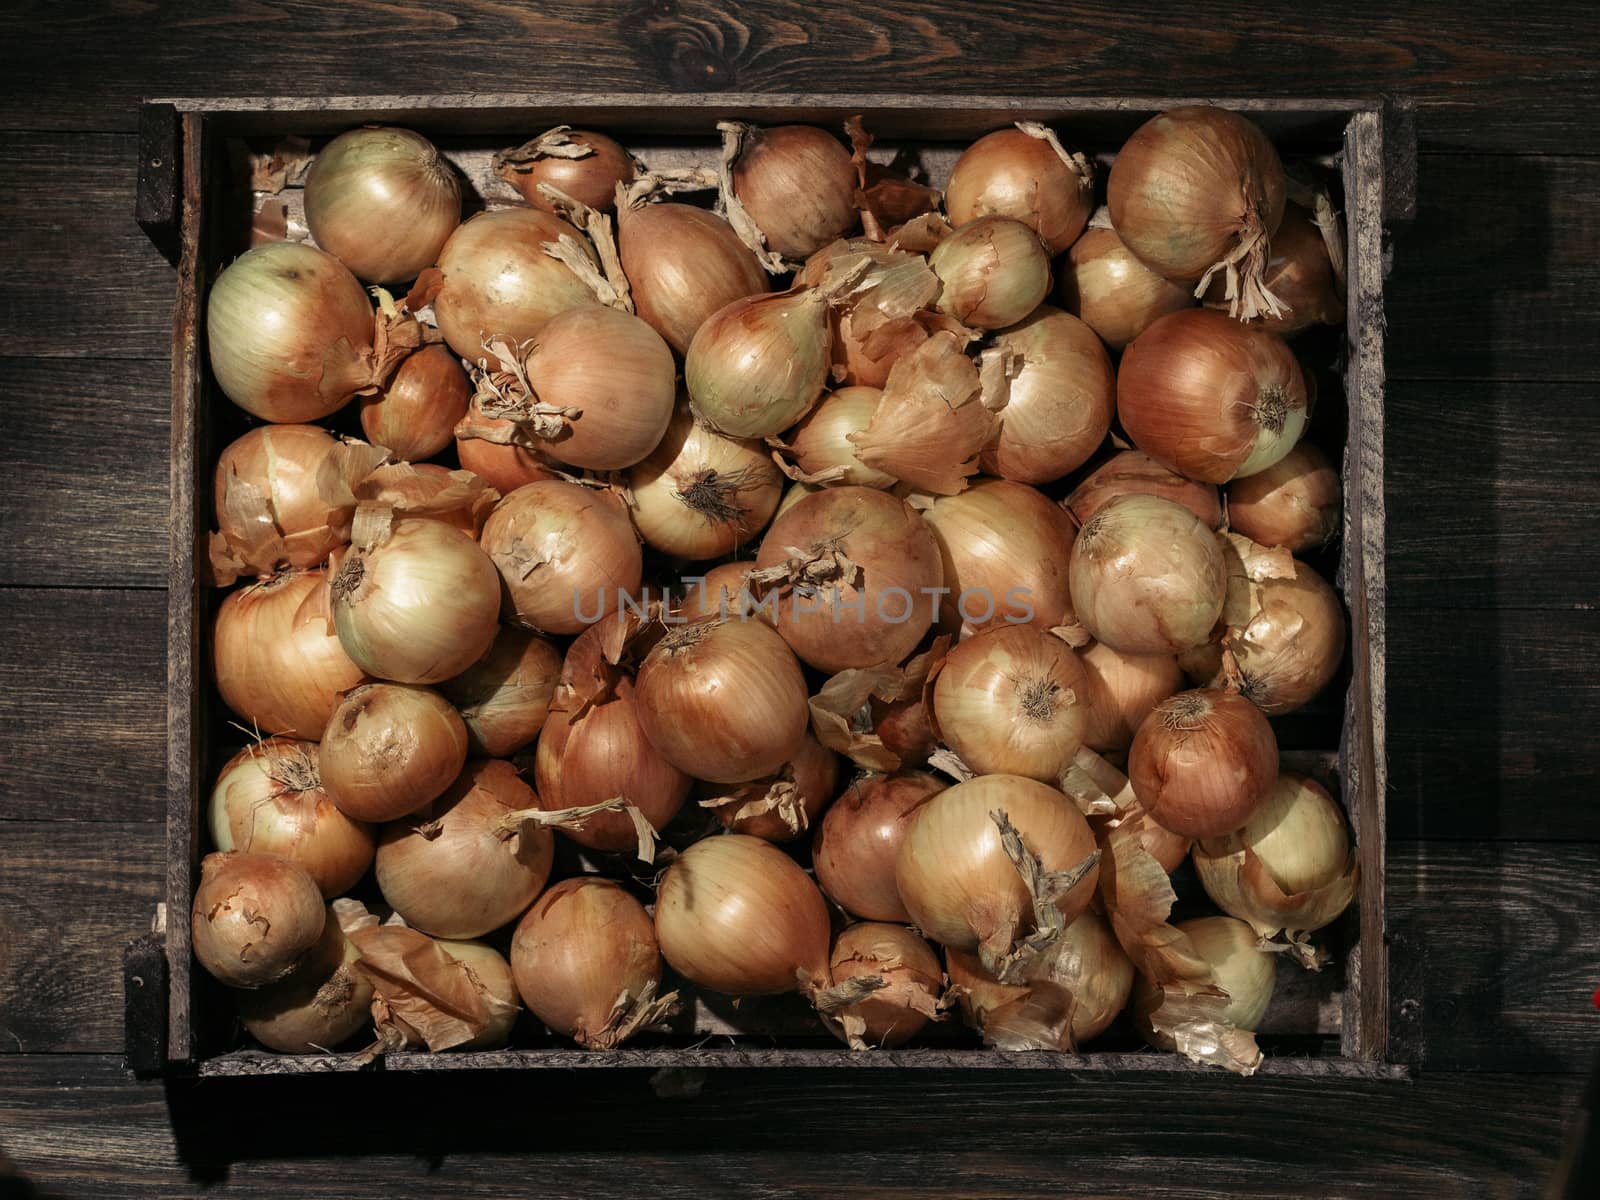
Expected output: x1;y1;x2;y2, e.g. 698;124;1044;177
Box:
1204;202;1345;335
944;124;1094;255
1225;442;1342;553
358;344;471;463
929;216;1051;330
331;515;501;684
654;833;832;998
618;200;770;355
812;771;945;922
1107;106;1287;321
348;921;520;1052
700;732;839;843
354;462;498;539
374;758;553;939
1068;494;1227;655
440;626;563;757
825;923;943;1050
1064;450;1224;531
207;738;374;898
432;940;521;1050
1132;915;1277;1043
628;405;784;559
511;877;675;1049
319;683;469;823
1077;641;1184;754
931;625;1089;783
725;122;858;262
1118;308;1309;484
213;569;366;741
212;424;346;574
235;909;373;1053
634;618;810;784
979;305;1115;485
1057;223;1194;350
496;127;636;213
783;386;896;489
923;479;1081;635
303;126;461;284
753;486;943;675
454;402;564;494
1128;688;1279;840
191;851;327;989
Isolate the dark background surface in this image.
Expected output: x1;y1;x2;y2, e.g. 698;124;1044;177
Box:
1;3;1596;1196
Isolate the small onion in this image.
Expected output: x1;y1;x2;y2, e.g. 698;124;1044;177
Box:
979;306;1115;485
331;517;500;684
498;128;636;213
1058;223;1193;349
825;923;943;1049
1204;202;1344;335
304;126;461;284
191;851;326;989
929;216;1051;330
634;619;810;784
479;481;642;636
236;910;372;1053
944;126;1094;255
1069;494;1226;654
358;344;471;462
431;208;597;363
618;202;769;354
931;626;1089;782
454;402;563;494
628;405;784;559
785;386;897;489
1128;689;1279;839
700;732;839;842
207;739;374;898
1065;450;1224;530
319;683;469;823
207;242;378;423
754;486;943;675
213;424;345;573
896;775;1099;955
728;124;857;261
374;759;552;939
213;569;366;740
1226;442;1341;552
654;833;832;997
1133;915;1277;1042
1118;309;1308;483
685;287;836;439
511;877;666;1049
1077;641;1184;754
812;771;945;922
436;940;520;1050
674;561;757;625
440;626;563;757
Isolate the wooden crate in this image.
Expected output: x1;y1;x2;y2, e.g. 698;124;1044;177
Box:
130;93;1413;1080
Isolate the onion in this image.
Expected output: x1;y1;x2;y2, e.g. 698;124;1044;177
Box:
374;758;552;939
1064;450;1224;529
944;124;1094;254
923;479;1080;634
634;618;809;784
212;424;345;574
1069;494;1226;654
454;401;563;494
319;683;468;822
191;851;326;988
331;515;500;684
675;561;757;625
1205;203;1344;335
1194;772;1357;940
207;738;374;898
654;833;832;998
1118;309;1309;485
979;306;1114;484
304;126;460;284
784;387;897;489
684;286;838;439
348;922;520;1051
495;127;636;213
354;462;498;538
812;771;944;922
896;775;1099;965
628;405;784;559
870;691;939;768
797;239;947;389
436;940;520;1049
510;877;675;1049
430;208;597;363
931;626;1089;782
358;344;470;462
700;732;839;842
1132;915;1276;1042
723;123;857;261
1077;641;1183;753
213;569;366;740
235;908;372;1052
824;923;943;1050
1058;223;1193;349
754;486;943;674
1226;442;1341;552
947;909;1135;1047
618;201;769;354
929;216;1051;330
1128;688;1279;839
479;481;642;636
440;627;563;757
207;242;381;423
1108;106;1287;321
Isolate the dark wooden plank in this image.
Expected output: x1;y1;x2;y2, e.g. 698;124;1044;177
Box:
135;102;180;266
0;1055;1584;1197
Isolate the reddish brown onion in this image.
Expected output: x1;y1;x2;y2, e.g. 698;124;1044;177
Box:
1128;689;1279;839
1225;442;1341;553
497;128;636;213
728;124;858;261
359;344;471;463
319;683;468;823
619;202;770;355
944;125;1094;254
812;771;945;922
1204;202;1344;335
